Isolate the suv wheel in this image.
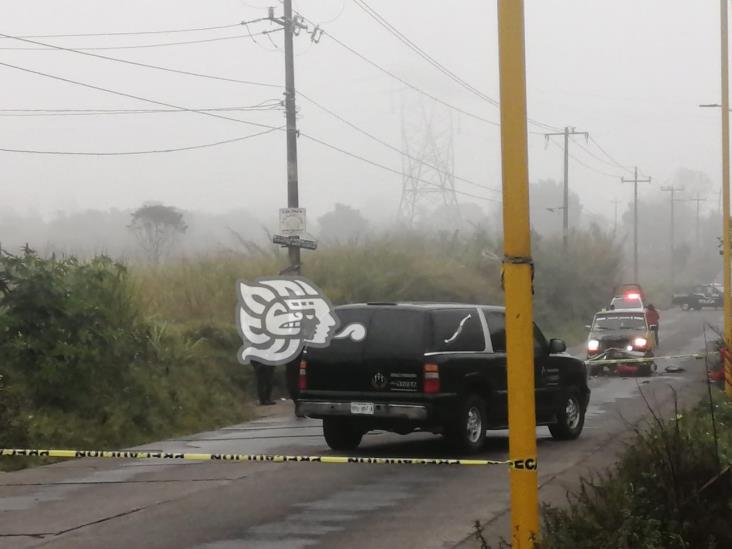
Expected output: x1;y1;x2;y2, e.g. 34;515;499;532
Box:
323;417;363;451
445;394;487;454
548;388;585;441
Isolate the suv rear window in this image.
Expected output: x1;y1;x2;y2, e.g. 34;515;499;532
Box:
365;309;427;358
305;307;428;359
430;309;484;352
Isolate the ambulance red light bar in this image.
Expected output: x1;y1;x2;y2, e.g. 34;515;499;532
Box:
625;292;641;300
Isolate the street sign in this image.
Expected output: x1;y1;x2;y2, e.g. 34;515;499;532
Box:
279;208;306;236
273;234;318;250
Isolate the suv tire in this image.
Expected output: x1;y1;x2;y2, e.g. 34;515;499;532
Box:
445;394;487;454
323;417;363;451
549;388;585;440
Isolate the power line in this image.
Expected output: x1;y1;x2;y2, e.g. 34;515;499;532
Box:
352;1;498;107
297;91;500;193
587;135;634;175
0;30;499;194
318;30;500;127
350;0;560;132
547;138;622;179
4;23;246;39
0;60;283;132
0;103;283;117
570;135;631;172
0;31;282;89
0;50;496;201
0;126;281;155
300;132;500;203
0;28;282;51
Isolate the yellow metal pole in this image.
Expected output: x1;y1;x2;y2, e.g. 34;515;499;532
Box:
497;0;539;546
722;0;732;397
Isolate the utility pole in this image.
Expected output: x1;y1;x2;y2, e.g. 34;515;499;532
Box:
544;127;588;252
660;185;684;293
498;0;538;546
621;167;652;283
269;1;311;275
721;0;732;396
686;194;706;248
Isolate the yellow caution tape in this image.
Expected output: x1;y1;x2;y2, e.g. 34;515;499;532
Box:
0;448;530;468
585;352;710;366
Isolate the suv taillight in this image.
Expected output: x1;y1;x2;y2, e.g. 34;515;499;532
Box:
298;360;308;391
423;363;440;394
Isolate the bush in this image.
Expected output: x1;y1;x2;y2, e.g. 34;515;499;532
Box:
541;395;732;548
0;250;253;463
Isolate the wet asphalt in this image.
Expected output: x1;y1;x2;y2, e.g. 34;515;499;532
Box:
0;307;721;548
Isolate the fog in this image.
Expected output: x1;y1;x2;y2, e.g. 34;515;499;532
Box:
0;1;726;284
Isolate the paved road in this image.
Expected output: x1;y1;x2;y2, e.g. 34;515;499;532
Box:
0;308;722;548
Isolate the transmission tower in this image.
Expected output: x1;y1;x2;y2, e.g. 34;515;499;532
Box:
397;96;459;227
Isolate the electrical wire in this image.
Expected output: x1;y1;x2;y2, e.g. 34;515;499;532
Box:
352;1;498;107
570;136;633;172
0;103;283;117
0;28;282;51
298;91;499;193
0;126;281;155
319;30;500;127
0;31;282;89
588;135;635;175
4;23;246;40
0;51;497;200
350;1;561;132
0;60;283;132
300;132;500;203
547;138;623;179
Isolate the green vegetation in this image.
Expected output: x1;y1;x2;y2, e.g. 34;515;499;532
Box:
0;227;621;469
136;227;623;341
0;250;252;470
541;392;732;549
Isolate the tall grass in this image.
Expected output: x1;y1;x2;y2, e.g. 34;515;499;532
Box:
134;228;622;342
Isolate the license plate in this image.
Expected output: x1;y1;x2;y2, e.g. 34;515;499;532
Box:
350;402;374;415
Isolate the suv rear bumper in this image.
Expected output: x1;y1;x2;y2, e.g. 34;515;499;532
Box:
296;400;429;421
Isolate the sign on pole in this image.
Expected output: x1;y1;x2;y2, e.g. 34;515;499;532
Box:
279;208;306;236
273;234;318;250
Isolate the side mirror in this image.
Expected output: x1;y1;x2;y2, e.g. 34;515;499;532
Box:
585;324;592;330
649;324;657;330
549;338;567;354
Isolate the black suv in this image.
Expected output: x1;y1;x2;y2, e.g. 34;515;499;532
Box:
296;303;590;453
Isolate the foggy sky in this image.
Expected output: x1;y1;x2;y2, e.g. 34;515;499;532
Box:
0;0;724;228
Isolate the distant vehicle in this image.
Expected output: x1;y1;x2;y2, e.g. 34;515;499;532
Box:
610;293;644;311
672;284;722;311
609;284;645;311
296;303;590;453
613;283;645;299
586;309;656;376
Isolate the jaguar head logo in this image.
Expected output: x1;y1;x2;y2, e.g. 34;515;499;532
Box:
236;277;340;366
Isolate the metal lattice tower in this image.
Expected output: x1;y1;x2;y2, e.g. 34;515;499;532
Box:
397;97;459;227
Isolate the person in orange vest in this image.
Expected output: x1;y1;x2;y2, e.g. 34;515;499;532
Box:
646;304;660;346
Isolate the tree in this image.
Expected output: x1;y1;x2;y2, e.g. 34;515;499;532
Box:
317;203;369;243
128;203;187;264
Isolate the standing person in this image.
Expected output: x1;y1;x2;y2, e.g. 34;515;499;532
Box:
646;304;660;346
251;360;276;405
